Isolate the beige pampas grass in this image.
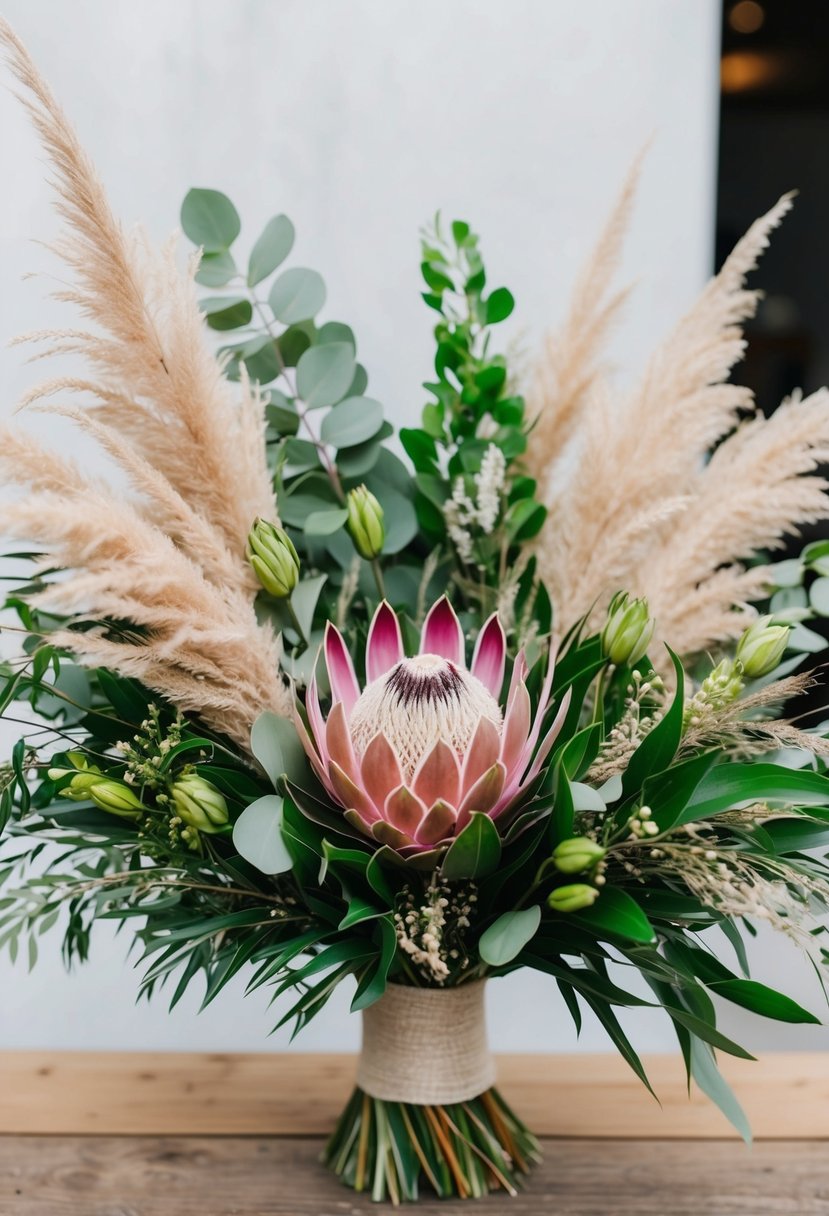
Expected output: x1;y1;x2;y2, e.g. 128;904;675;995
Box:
0;22;290;746
531;170;829;656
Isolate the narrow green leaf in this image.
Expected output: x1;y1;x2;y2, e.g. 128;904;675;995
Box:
690;1038;752;1143
681;763;829;824
572;888;656;944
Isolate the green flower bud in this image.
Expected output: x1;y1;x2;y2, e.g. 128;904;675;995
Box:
552;836;607;875
547;883;600;914
247;518;300;598
736;615;790;679
600;592;655;667
86;778;144;819
346;485;385;561
171;774;229;834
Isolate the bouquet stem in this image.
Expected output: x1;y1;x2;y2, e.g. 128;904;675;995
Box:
323;1085;540;1204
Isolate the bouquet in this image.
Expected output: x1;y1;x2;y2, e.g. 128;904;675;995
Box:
4;22;829;1205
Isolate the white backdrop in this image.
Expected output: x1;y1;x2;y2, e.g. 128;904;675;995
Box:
2;0;824;1057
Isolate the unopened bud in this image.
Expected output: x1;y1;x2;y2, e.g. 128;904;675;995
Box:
87;778;144;819
552;837;607;875
171;774;229;834
346;485;385;560
736;615;790;679
601;592;655;667
548;883;600;914
247;518;300;598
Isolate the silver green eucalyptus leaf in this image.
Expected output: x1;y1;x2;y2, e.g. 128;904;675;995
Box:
248;214;295;286
232;795;293;875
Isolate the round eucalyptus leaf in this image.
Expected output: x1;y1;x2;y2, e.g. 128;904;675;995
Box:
375;488;419;555
296;342;356;409
195;250;237;288
250;711;309;787
770;558;805;589
337;437;383;478
305;508;349;536
810;577;829;616
269;267;327;324
320;396;384;448
181;188;240;252
318;321;356;351
247;214;295;286
347;363;369;397
479;906;541;966
232;795;293;875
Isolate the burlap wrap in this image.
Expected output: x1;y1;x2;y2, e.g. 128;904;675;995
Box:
356;980;496;1104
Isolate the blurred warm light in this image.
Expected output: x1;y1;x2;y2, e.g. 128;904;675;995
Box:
728;1;765;34
721;49;783;93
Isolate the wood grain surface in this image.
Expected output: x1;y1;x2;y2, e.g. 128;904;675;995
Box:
1;1051;828;1138
1;1136;828;1215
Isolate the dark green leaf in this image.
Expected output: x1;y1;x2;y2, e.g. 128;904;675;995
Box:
441;812;501;880
485;287;514;324
572;888;656;944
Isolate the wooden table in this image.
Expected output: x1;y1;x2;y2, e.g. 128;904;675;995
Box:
1;1053;828;1214
2;1136;828;1214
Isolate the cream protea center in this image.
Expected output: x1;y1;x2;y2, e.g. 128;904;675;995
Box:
295;596;568;856
349;655;502;781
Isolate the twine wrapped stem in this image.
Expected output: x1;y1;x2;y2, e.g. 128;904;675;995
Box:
357;980;496;1105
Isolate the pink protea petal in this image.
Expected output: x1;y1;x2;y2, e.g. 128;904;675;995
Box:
500;683;531;776
470;613;506;697
360;732;403;813
456;761;506;831
417;799;457;846
512;650;559;776
305;672;329;765
344;808;374;839
324;622;360;713
413;739;461;809
325;701;359;783
461;717;501;796
372;820;413;850
328;760;379;822
292;705;328;785
420;596;465;665
506;648;529;708
366;601;404;684
384;785;427;837
499;688;572;808
515;688;572;791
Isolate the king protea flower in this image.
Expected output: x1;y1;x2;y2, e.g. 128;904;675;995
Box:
294;598;568;856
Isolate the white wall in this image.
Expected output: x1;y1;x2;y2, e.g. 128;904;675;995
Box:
4;0;820;1060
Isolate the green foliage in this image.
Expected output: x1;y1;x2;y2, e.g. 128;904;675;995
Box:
401;216;548;621
180;188;428;669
